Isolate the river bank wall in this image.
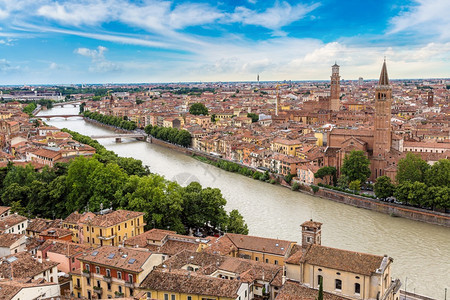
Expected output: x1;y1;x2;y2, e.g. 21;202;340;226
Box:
148;136;450;228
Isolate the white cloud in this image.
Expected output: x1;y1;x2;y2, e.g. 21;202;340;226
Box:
75;45;121;73
389;0;450;40
227;2;320;30
0;58;20;72
0;38;14;45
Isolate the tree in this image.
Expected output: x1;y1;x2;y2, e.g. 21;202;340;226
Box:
314;166;337;186
189;103;208;115
247;113;259;123
211;114;216;122
374;176;395;199
349;180;361;192
226;209;249;235
284;174;295;184
396;153;429;184
317;276;323;300
341;150;371;183
425;159;450;187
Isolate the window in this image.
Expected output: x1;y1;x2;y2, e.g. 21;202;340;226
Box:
118;225;121;231
87;237;90;243
86;278;90;285
118;286;122;293
164;294;169;300
106;269;111;277
355;283;361;294
147;292;152;299
335;279;342;290
95;266;100;274
128;274;133;283
171;295;175;300
265;258;269;263
125;223;127;229
317;275;323;287
97;280;101;288
187;296;192;300
85;264;90;272
107;282;111;291
86;226;89;231
274;260;278;265
117;271;122;279
131;221;134;226
76;278;80;286
255;257;259;261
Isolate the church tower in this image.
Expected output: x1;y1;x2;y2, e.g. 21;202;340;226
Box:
301;220;322;250
373;59;392;158
330;63;340;111
427;90;434;107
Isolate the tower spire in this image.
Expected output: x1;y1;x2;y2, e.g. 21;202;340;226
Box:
379;59;389;86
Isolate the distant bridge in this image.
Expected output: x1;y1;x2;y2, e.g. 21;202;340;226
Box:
90;133;147;143
39;115;84;119
53;100;85;107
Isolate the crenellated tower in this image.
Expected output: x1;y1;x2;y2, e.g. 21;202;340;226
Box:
330;63;340;111
373;59;392;158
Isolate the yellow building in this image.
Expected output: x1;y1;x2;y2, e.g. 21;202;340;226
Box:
284;220;401;300
138;269;248;300
270;138;302;157
81;210;145;247
72;245;163;299
62;211;95;243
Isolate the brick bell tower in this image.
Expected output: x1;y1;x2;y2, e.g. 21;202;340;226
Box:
373;59;392;158
330;62;341;111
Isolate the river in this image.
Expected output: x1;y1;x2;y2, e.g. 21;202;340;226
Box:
38;106;449;298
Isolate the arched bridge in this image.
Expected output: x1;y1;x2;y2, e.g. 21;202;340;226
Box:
53;101;85;107
39;115;84;119
90;133;147;143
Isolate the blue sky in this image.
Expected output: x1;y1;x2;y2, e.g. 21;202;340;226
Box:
0;0;449;84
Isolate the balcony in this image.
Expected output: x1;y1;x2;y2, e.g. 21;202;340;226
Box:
82;270;90;278
73;284;81;290
103;275;112;283
125;281;134;288
93;286;103;294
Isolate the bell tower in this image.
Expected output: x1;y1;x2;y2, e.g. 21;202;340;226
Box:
301;220;322;250
427;90;434;107
330;62;340;111
373;59;392;158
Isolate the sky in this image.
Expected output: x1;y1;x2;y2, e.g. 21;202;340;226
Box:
0;0;449;84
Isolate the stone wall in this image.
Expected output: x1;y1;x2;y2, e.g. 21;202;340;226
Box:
316;188;450;227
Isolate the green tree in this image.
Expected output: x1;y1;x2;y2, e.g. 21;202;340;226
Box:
317;276;323;300
396;153;429;184
226;209;249;235
374;176;395;199
341;150;371;183
247;113;259;123
425;159;450;187
189;103;208;115
314;166;337;186
349;179;361;192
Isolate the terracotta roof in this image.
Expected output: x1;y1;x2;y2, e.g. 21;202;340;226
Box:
0;206;10;216
78;245;153;273
299;244;385;276
301;220;322;229
0;234;25;248
26;218;62;234
157;239;199;256
0;252;58;279
124;228;175;247
63;211;95;225
39;240;91;257
83;210;144;228
277;280;351;300
226;233;295;256
0;214;27;232
40;227;72;238
140;269;242;298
